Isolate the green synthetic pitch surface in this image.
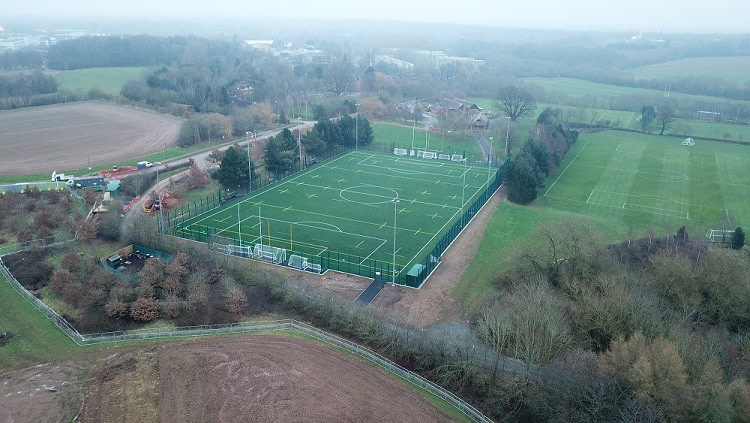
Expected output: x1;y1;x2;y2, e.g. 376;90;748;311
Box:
174;150;496;280
541;131;750;228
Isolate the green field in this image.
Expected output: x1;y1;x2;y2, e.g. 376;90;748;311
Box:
173;150;497;285
454;130;750;307
523;77;750;108
54;67;148;96
541;131;750;228
468;96;750;142
630;56;750;85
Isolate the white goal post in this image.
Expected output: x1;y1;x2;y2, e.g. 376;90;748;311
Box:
682;137;695;146
288;254;323;273
393;147;408;156
706;229;734;242
253;244;286;264
451;154;465;162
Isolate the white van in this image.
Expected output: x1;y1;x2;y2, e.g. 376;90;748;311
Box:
137;161;153;169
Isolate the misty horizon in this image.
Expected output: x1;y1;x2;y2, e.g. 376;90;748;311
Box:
2;0;749;34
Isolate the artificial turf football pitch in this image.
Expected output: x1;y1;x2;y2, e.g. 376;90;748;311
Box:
174;150;498;282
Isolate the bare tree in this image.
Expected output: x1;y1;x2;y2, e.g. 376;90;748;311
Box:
494;85;537;122
657;103;676;136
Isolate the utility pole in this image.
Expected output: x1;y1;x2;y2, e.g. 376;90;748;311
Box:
355;103;359;150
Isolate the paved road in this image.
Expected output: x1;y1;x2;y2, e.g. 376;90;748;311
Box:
121;121;314;233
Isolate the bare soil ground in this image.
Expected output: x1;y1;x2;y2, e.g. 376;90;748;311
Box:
0;361;87;422
1;334;457;422
0;102;180;176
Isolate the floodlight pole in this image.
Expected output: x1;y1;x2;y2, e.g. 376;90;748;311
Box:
155;162;163;234
461;158;466;215
487;137;494;184
247;131;256;192
411;119;416;151
392;198;399;284
298;126;303;169
355;103;359;150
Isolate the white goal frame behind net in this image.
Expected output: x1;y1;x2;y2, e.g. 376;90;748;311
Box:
253;244;286;263
705;229;734;242
682;137;695;146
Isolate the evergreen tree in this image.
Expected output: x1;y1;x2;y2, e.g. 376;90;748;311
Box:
217;146;250;189
503;154;545;205
731;227;745;250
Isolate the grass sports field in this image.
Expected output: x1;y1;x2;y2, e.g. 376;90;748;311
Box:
54;67;147;96
174;150;498;284
454;130;750;308
541;131;750;228
630;56;750;85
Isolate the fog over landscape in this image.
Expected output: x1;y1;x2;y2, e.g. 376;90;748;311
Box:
2;0;748;33
2;0;750;422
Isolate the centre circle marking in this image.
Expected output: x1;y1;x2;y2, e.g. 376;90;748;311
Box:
340;185;399;205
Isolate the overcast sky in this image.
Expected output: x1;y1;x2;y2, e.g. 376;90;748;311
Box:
3;0;748;33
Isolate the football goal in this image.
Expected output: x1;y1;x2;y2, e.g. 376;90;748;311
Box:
253;244;287;264
393;147;408;156
706;229;734;242
417;150;438;159
288;254;323;273
682;137;695;146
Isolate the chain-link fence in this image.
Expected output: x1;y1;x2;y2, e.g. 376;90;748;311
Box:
166;144;504;288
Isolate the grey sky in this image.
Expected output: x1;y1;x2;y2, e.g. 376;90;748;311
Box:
3;0;748;33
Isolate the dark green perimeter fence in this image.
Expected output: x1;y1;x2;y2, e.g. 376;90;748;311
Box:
166;145;504;288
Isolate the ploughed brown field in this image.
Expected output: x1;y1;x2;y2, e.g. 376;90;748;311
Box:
0;334;458;422
0;102;180;177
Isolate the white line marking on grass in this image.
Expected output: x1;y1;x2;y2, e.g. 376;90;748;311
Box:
586;189;595;204
545;140;590;196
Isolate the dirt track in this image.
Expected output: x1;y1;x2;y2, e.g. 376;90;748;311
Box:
368;189;502;328
1;334;457;422
0;102;180;176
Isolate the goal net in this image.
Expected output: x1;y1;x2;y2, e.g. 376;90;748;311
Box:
393;147;408;156
451;154;465;162
706;229;734;242
438;154;451;160
417;150;437;159
287;254;323;273
215;244;251;257
253;244;287;263
682;137;695;146
288;254;308;270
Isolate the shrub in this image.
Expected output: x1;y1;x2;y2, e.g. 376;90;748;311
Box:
130;297;159;322
49;268;75;294
61;253;82;273
106;298;129;318
161;295;182;318
226;287;249;314
17;228;33;243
